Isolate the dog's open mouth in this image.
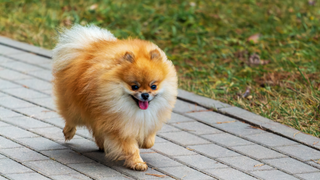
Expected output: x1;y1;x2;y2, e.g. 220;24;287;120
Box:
131;95;150;110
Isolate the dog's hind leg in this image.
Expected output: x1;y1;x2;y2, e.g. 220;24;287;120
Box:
63;123;77;141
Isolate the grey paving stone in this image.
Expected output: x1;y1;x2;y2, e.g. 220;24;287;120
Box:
2;87;49;100
26;70;53;81
42;89;53;96
185;111;236;125
42;117;65;128
0;78;21;89
263;158;319;174
205;168;257;180
218;156;273;172
83;151;116;166
1;116;51;129
0;136;21;149
189;144;240;158
296;172;320;180
155;136;168;143
173;99;207;114
5;172;50;180
15;106;60;120
30;126;80;140
0;61;43;72
244;132;298;147
0;121;9;127
0;96;35;109
23;160;78;176
0;45;25;55
51;174;92;180
8;53;52;69
0;154;5;159
168;113;195;124
275;144;320;161
158;124;181;133
140;151;182;167
178;89;230;109
0;107;22;118
159;131;210;146
214;121;265;136
0;36;52;57
0;147;48;162
0;176;7;180
17;137;66;151
68;163;121;179
152;142;197;156
59;138;98;152
202;133;254;147
232;144;286;160
15;78;52;91
174;154;228;170
307;160;320;169
172;121;222;135
292;133;320;150
0;68;32;80
41;149;95;164
159;166;215;180
251;170;299;180
30;97;56;110
0;158;32;174
0;55;14;63
0;126;38;139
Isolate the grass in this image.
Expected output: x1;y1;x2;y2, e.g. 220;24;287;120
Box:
0;0;319;136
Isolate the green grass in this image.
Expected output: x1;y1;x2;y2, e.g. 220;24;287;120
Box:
1;0;319;136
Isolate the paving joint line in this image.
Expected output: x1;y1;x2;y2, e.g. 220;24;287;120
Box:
1;54;51;71
0;77;51;96
0;43;51;59
0;64;52;83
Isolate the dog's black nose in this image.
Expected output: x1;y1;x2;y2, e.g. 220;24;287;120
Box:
141;93;149;100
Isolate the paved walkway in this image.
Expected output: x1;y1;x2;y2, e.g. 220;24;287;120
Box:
0;37;320;180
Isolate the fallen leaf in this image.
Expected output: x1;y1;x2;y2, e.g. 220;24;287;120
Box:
22;85;29;88
90;4;98;10
216;120;236;124
186;109;213;113
242;87;251;98
309;0;316;6
293;131;300;137
313;141;319;145
311;159;320;164
247;33;260;43
140;152;156;154
146;173;166;178
186;147;194;151
248;54;270;65
254;164;264;167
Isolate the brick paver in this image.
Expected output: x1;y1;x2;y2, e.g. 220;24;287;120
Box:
1;39;320;179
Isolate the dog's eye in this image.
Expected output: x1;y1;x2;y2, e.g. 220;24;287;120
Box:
151;85;157;90
131;85;139;90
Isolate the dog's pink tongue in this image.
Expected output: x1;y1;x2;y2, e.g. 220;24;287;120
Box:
138;101;149;110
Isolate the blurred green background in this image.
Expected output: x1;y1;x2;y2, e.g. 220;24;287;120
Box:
0;0;319;136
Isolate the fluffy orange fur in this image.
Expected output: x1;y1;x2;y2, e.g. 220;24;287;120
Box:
52;25;177;171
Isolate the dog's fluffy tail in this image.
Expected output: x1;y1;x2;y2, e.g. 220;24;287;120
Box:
52;24;117;72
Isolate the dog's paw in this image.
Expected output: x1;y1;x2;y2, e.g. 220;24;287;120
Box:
131;162;148;171
63;126;76;141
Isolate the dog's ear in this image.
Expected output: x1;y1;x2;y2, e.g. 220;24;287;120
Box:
150;49;161;60
123;52;135;63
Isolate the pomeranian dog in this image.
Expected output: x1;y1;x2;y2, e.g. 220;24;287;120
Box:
52;25;177;171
